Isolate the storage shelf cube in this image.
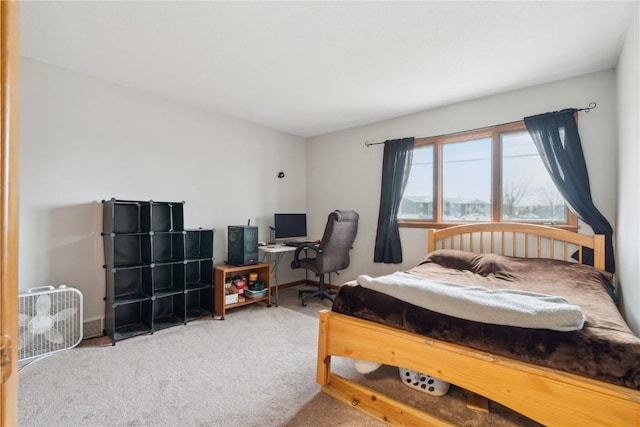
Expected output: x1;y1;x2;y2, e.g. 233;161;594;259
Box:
151;263;186;298
184;259;213;291
182;287;214;321
141;201;184;232
145;232;185;264
185;229;215;259
103;200;142;234
103;234;147;268
111;300;153;342
106;266;152;306
153;295;185;331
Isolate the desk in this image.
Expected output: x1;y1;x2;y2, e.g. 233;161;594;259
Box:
258;244;297;305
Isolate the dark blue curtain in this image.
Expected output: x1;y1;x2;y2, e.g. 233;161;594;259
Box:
374;137;414;263
524;109;615;273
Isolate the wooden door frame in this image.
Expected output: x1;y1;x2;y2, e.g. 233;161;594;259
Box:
1;1;19;426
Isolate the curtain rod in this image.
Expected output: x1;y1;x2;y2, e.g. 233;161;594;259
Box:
364;102;597;147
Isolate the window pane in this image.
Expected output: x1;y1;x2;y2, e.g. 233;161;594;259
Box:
399;145;433;220
501;132;567;222
442;139;491;222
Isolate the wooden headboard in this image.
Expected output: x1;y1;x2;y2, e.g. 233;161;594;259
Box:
428;222;605;271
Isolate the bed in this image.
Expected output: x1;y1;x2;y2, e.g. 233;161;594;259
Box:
316;222;640;426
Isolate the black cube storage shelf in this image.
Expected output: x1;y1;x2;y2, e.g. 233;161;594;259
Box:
102;198;215;344
182;287;214;321
147;232;185;264
183;257;214;321
102;231;186;267
103;233;148;268
153;295;185;331
103;200;143;234
151;263;186;298
185;229;214;259
112;300;153;342
106;266;153;305
140;201;184;232
184;259;213;291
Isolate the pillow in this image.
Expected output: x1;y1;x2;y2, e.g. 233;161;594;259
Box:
422;249;477;271
423;249;508;276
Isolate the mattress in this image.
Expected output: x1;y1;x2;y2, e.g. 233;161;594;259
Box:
332;249;640;389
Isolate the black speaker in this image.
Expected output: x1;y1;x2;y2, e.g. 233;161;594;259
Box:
227;226;258;266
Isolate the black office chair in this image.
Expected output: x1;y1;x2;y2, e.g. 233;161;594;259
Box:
290;210;359;306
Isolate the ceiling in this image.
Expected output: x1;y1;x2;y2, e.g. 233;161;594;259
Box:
20;1;636;138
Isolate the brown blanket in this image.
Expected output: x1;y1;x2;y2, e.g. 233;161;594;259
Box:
332;249;640;389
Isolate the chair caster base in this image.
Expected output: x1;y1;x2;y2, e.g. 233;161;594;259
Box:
299;290;336;307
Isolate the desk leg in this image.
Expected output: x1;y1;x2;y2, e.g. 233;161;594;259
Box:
261;252;283;306
273;252;285;306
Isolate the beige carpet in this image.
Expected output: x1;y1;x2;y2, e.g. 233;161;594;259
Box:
18;289;540;426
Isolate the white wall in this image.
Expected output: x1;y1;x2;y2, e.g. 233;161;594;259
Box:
20;58;307;324
307;70;618;291
616;5;640;335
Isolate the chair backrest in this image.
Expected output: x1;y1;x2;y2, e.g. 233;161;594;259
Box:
315;210;359;273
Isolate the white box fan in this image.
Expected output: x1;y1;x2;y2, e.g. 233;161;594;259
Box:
18;285;83;361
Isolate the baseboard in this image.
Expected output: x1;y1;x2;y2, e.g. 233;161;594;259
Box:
83;317;104;339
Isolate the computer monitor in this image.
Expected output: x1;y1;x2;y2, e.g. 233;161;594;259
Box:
274;213;307;240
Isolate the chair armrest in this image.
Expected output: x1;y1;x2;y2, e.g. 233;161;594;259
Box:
295;243;321;256
291;243;321;267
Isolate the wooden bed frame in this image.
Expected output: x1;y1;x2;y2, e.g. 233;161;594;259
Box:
316;223;640;426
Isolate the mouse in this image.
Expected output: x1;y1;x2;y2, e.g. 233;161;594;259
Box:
258;241;267;246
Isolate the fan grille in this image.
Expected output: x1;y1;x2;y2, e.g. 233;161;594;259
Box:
18;286;83;361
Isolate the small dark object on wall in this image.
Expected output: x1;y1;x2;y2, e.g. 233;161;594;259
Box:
277;172;285;178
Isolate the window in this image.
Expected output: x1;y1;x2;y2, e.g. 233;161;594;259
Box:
500;131;567;223
401;145;434;220
442;138;491;222
398;122;576;228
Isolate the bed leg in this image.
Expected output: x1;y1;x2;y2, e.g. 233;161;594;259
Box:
317;310;331;386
